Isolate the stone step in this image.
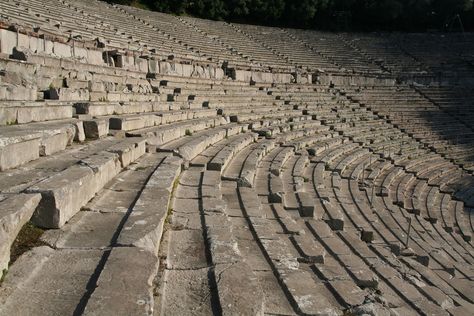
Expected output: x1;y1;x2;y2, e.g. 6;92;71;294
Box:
127;117;226;147
160;124;244;162
0;119;83;171
117;155;182;254
25;138;146;228
0;104;73;126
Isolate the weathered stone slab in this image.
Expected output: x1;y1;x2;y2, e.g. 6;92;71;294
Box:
83;119;109;139
0;193;41;276
280;269;341;315
0;137;40;171
0;247;103;315
292;235;326;264
215;262;264;316
117;156;181;254
238;187;262;217
84;247;159;315
297;192;315;217
27;152;121;228
40;211;124;249
160;268;214;315
106;138;146;168
166;229;207;270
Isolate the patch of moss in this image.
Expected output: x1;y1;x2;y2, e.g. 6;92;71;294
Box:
0;269;7;285
9;222;46;266
165;176;180;224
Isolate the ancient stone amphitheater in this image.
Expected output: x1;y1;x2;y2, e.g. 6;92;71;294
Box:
0;0;474;315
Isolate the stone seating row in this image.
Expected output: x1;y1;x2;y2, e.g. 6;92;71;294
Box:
2;89;473;314
308;141;474;304
244;136;460;314
340;85;474;174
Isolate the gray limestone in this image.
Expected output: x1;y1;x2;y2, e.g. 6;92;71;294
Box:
0;247;104;316
83;119;109;139
27;151;121;228
84;247;159;316
0;137;40;171
215;262;265;316
0;193;42;276
117;156;182;254
160;268;214;315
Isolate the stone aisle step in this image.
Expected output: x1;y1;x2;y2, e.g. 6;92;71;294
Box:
159;166;216;315
85;154;182;315
159;131;297;314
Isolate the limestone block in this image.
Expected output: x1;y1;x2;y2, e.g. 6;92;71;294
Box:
107;92;122;102
215;262;264;315
192;65;205;78
295;73;310;84
215;67;224;80
0;107;17;125
17;33;28;49
173;62;183;76
0;193;42;277
75;102;118;116
182;64;193;77
148;59;158;74
27;165;95;228
80;151;122;191
17;106;73;124
109;116;148;131
272;73;292;83
0;138;41;171
297;192;315;217
159;61;171;74
44;40;54;54
117;156;182;253
89;91;108;102
83;119;109;139
202;66;211;79
106;138;146;168
49;88;89;101
232;69;252;82
0;85;36;101
27;152;121;228
65;79;88;89
53;42;72;58
86;49;103;65
0;29;17;55
251;71;272;83
73;46;88;61
39;132;69;156
74;121;86;142
135;57;148;73
83;247;158;315
121;55;134;69
89;81;105;92
28;36;42;53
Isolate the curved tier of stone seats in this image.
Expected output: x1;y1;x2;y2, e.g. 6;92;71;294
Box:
341;85;474;173
0;2;473;315
1;0;473;80
286;29;385;75
2;80;473;315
